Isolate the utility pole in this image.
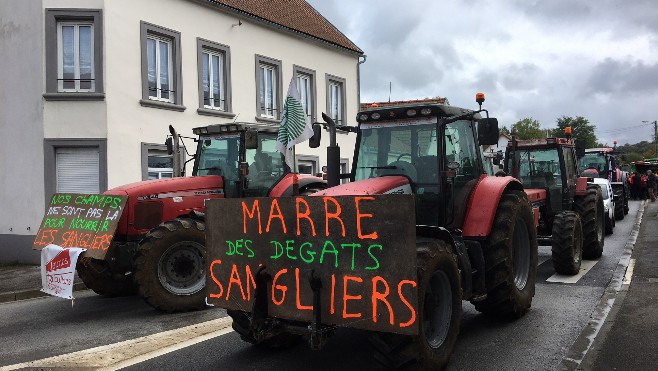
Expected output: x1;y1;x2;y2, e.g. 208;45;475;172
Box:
654;121;657;158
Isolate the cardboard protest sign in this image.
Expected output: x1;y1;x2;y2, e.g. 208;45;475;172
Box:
33;194;127;259
41;244;86;299
206;195;418;335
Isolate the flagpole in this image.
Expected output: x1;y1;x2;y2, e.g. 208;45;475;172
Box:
292;146;299;196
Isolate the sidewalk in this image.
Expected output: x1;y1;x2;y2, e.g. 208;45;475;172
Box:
0;263;86;303
577;199;658;370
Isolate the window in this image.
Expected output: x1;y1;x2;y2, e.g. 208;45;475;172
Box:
296;155;320;175
294;66;316;123
44;139;107;203
141;143;180;180
140;22;184;111
326;75;346;125
197;39;233;118
255;55;282;121
45;9;104;100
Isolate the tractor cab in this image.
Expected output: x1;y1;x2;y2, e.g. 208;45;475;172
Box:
191;123;286;198
337;101;499;228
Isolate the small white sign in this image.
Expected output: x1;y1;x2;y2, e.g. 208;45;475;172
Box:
40;244;86;300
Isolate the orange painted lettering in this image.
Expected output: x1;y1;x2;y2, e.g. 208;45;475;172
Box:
272;269;288;306
296;198;316;236
398;280;417;328
266;199;287;233
343;275;363;318
209;260;224;299
242;200;262;234
330;273;336;315
372;276;394;325
245;264;258;301
355;196;378;239
324;197;345;237
295;268;313;311
226;264;246;301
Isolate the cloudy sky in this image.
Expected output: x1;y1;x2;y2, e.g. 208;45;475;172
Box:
307;0;658;146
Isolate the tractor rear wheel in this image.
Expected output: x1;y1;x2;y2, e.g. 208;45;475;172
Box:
371;240;461;370
76;257;136;297
615;195;625;221
473;190;538;318
134;218;207;313
551;212;583;275
574;184;604;259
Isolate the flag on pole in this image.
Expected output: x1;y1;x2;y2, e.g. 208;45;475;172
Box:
276;77;314;169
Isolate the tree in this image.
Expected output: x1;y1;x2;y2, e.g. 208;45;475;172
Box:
500;125;511;136
511;118;545;139
551;116;598;148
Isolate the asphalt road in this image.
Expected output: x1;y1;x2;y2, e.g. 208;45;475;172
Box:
0;200;642;370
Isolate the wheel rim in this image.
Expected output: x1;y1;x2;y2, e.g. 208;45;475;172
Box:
512;217;531;290
423;270;452;348
158;241;206;295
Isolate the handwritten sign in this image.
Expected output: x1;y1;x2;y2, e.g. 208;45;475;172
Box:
33;194;127;259
206;195;418;335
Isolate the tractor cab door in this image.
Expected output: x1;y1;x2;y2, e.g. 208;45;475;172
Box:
193;133;241;198
561;146;577;209
444;119;482;229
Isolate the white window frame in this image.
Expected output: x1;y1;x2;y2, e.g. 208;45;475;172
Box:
202;48;226;111
326;75;346;126
298;73;312;120
260;64;277;118
57;22;95;93
147;35;174;103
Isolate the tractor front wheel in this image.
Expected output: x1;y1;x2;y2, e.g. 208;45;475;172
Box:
134;218;207;313
574;184;604;260
551;211;583;275
473;190;538;318
371;240;461;370
76;257;136;297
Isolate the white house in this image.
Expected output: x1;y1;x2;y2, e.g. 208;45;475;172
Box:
0;0;364;263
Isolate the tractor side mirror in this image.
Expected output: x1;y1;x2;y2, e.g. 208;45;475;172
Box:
309;123;322;148
477;118;499;145
245;129;259;149
165;137;173;155
492;151;503;166
575;140;586;158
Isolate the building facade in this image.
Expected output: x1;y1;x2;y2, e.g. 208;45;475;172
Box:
0;0;363;263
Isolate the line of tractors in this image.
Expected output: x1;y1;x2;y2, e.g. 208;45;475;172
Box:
44;94;619;369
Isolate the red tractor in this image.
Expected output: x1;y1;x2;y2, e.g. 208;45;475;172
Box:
78;122;326;312
220;95;539;369
502;132;605;275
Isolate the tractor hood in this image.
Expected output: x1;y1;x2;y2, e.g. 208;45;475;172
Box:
104;175;222;199
312;176;412;196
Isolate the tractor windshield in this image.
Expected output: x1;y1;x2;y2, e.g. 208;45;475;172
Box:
355;117;438;184
510;148;563;189
580;153;607;175
244;133;286;197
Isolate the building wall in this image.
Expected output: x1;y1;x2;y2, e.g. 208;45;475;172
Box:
102;0;358;188
0;0;360;263
0;0;47;263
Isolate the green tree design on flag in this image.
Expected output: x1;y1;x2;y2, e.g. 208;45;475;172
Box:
276;77;314;169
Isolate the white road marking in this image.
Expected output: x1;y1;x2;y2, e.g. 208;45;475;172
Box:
623;258;636;285
546;260;598;283
0;316;234;371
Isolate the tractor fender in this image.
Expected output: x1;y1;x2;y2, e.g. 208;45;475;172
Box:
270;173;327;197
462;175;524;238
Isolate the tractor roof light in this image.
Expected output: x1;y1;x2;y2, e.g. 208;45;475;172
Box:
371;112;381;120
406;109;417;117
420;108;432;115
475;92;485;104
565;126;572;135
359;114;369;121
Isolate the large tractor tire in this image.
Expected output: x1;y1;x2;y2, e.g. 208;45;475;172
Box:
227;310;301;349
606;210;615;235
551;211;583;275
473;190;538;318
574;184;605;260
371;240;461;370
77;257;137;297
134;218;207;313
614;196;625;221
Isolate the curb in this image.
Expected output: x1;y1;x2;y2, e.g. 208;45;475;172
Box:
0;282;88;304
559;200;647;370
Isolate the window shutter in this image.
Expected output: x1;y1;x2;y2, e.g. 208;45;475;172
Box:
56;147;100;193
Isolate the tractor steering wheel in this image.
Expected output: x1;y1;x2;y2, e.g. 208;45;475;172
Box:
397;153;412;162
